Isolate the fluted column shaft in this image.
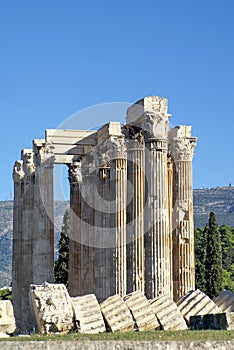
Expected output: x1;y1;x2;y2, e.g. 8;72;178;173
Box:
68;161;82;296
110;150;127;297
172;159;195;299
12;161;25;329
144;139;170;299
20;150;35;330
33;146;54;284
169;126;196;301
94;165;112;301
167;156;174;297
126;141;145;294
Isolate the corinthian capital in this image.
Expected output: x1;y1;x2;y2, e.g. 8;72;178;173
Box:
126;96;171;139
107;137;127;160
22;149;35;176
169;126;197;161
13;160;24;183
68;160;82;184
38;143;55;166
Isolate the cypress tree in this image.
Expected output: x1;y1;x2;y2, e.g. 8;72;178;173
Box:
54;209;70;287
205;212;223;298
195;226;207;293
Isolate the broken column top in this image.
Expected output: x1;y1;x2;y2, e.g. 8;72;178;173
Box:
126;96;170;139
169;125;193;139
97;122;122;145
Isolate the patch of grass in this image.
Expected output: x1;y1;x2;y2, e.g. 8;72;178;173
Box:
1;330;234;342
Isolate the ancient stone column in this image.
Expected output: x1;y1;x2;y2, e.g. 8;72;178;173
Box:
144;138;171;298
12;160;24;328
68;160;82;296
33;143;55;285
168;126;197;301
126;96;171;299
109;138;127;297
167;156;174;297
20;149;35;330
122;125;145;294
93;159;113;300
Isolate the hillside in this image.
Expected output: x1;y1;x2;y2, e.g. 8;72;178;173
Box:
193;186;234;228
0;186;234;287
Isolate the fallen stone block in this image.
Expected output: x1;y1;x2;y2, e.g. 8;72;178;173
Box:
124;290;160;331
190;313;232;330
0;332;10;338
176;289;222;324
71;294;106;333
100;294;134;332
150;294;188;330
30;282;74;334
0;300;16;334
213;290;234;313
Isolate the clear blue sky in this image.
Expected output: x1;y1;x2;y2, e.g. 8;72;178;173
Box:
0;0;233;200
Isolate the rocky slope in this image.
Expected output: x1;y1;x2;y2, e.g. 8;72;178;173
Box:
0;186;234;287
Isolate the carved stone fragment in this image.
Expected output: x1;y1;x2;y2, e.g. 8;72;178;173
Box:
0;301;16;334
29;283;74;334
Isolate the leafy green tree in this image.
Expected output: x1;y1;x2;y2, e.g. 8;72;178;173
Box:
219;225;234;291
195;226;207;293
0;288;12;300
205;212;223;298
54;209;70;287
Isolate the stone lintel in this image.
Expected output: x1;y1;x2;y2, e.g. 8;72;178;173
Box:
97;122;122;145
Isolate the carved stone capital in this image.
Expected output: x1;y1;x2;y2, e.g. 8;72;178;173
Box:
172;138;196;161
142;112;169;140
122;125;144;144
107;137;127;160
38;143;55;167
126;96;170;139
145;139;168;152
68;161;82;184
169;129;196;162
13;160;24;183
22;150;35;176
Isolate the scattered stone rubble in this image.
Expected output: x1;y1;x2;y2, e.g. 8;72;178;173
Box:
71;294;106;334
176;289;222;324
124;290;160;331
4;282;234;336
0;300;16;334
150;294;188;330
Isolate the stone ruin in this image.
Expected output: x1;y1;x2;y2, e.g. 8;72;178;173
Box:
1;283;234;336
12;95;198;331
27;283;234;334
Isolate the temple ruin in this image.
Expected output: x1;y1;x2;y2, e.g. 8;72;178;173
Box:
12;96;197;331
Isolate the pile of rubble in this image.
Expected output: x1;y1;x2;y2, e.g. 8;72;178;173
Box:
1;283;234;336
